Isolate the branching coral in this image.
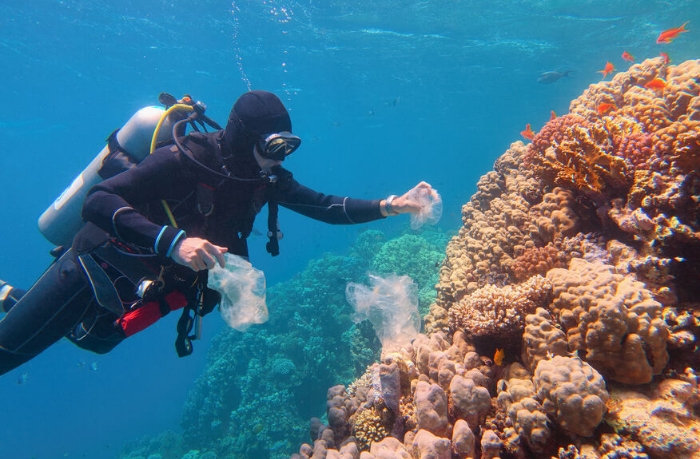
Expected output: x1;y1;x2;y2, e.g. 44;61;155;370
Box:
448;275;552;339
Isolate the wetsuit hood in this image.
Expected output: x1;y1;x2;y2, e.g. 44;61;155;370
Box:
222;91;292;176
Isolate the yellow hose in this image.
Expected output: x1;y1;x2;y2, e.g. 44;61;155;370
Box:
151;104;194;154
151;104;195;228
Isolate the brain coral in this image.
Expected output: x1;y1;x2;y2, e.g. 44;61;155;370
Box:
547;258;669;384
448;275;552;339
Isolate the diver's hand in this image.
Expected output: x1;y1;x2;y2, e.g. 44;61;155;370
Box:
386;181;439;215
171;237;227;271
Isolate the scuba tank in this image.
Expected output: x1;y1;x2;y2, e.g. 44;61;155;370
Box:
37;94;219;248
38;106;176;247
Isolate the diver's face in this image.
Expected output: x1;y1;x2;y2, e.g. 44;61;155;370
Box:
253;144;283;172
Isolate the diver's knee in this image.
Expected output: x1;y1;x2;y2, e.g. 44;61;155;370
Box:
57;250;84;284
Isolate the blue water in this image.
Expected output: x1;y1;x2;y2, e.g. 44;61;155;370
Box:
0;1;698;458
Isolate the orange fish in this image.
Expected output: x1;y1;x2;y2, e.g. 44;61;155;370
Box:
645;78;667;91
621;51;634;63
656;21;689;44
597;102;615;115
598;62;615;79
550;110;557;121
660;52;671;65
494;349;505;366
520;124;535;140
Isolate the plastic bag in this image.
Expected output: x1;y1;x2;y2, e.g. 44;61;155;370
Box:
408;186;442;230
208;253;268;332
346;273;420;352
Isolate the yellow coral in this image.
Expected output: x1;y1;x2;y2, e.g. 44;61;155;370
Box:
350;406;388;451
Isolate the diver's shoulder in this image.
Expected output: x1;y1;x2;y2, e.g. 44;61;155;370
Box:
181;130;225;169
184;130;221;147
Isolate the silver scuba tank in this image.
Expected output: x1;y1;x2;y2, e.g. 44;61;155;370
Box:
38;106;176;247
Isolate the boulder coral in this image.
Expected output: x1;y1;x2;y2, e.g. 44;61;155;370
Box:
533;356;609;437
547;258;669;384
496;376;551;453
521;307;569;373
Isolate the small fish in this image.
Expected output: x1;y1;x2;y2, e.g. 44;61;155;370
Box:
494;349;505;366
90;362;99;371
537;70;573;84
656;21;689;44
598;62;615;79
621;51;634;63
17;372;29;385
645;78;667;91
550;110;557;121
597;102;615;115
520;124;536;140
253;423;264;435
384;96;400;107
660;52;671;65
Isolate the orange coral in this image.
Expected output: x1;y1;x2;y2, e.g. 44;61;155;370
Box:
530;121;631;195
511;244;569;281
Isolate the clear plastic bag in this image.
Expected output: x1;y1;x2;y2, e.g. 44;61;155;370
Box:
208;253;268;332
408;186;442;230
346;273;420;352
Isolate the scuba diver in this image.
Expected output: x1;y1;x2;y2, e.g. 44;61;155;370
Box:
0;90;438;376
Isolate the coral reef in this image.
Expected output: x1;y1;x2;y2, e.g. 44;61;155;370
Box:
289;59;700;459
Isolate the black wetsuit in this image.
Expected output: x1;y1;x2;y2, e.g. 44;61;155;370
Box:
0;130;384;376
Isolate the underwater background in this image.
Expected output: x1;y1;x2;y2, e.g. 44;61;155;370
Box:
1;1;699;458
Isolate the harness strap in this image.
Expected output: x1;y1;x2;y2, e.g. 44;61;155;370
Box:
175;303;196;357
174;274;206;357
266;198;280;257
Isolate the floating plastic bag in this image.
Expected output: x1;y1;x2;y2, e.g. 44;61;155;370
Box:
408;185;442;230
346;273;420;352
208;253;268;332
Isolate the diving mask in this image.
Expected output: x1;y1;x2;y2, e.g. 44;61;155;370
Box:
257;131;301;161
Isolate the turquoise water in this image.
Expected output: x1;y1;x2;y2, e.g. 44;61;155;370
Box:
0;1;698;458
